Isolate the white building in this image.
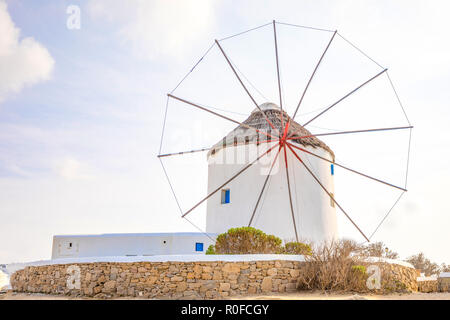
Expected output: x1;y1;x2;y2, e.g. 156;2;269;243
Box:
51;233;216;259
206;103;338;244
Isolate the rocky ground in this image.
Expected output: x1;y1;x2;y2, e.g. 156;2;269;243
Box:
1;290;449;300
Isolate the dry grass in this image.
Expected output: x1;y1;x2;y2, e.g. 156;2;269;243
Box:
297;239;369;292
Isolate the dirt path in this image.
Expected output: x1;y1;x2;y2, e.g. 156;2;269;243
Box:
233;291;450;300
1;290;449;300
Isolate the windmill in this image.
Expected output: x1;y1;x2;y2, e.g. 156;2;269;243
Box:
158;21;412;244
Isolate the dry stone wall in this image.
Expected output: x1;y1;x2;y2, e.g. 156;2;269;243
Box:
418;280;438;293
10;259;419;298
375;263;418;293
439;277;450;292
11;260;301;299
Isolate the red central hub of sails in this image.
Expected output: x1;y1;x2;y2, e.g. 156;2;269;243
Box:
279;120;291;147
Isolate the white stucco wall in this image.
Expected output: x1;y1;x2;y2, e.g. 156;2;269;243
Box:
206;141;337;244
51;232;216;259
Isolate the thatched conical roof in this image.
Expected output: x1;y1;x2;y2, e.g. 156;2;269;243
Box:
208;102;334;159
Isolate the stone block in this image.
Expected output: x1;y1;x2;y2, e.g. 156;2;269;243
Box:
261;277;272;292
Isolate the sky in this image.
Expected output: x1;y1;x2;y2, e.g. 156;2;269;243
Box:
0;0;449;264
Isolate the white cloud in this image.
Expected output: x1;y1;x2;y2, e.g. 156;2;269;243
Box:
55;158;92;181
6;164;30;178
87;0;216;60
0;1;54;103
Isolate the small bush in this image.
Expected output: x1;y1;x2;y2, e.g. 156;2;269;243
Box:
205;245;215;255
215;227;282;254
283;242;312;255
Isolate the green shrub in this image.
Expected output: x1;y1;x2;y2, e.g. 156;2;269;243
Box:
205;244;215;255
351;265;366;274
215;227;282;254
283;242;312;255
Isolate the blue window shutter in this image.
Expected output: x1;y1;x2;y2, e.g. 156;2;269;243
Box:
195;242;204;252
221;189;230;204
331;164;334;175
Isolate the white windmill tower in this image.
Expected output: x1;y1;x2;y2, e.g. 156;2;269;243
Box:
159;20;412;246
205;102;337;243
